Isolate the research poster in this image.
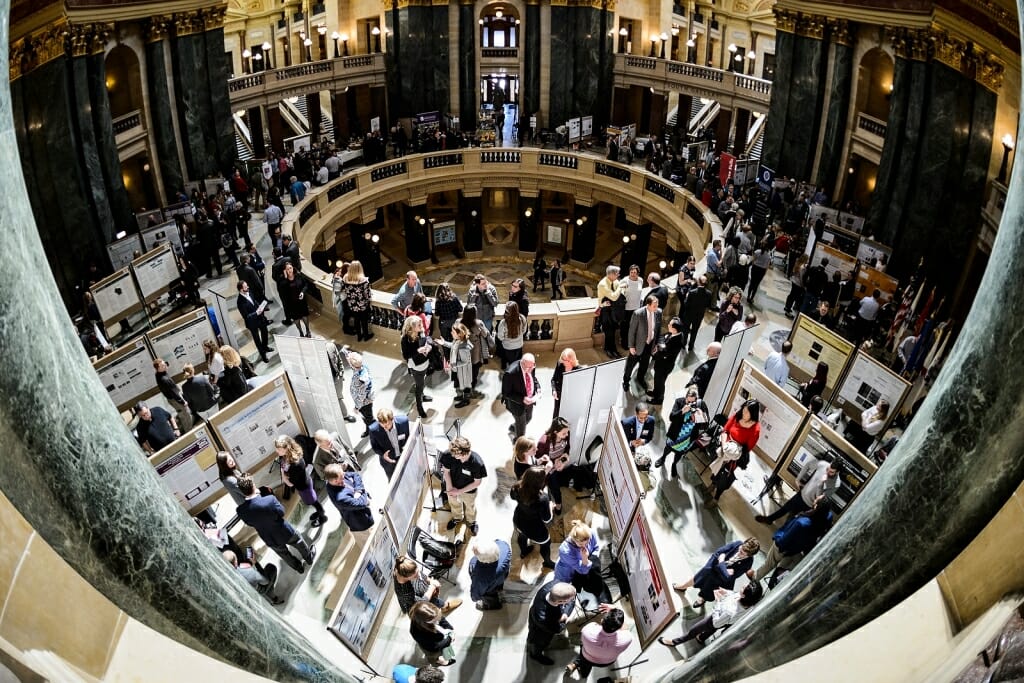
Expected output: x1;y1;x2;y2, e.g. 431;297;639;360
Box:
833;351;910;424
780;416;876;514
92;268;144;326
855;266;898;302
274;335;352;451
581;116;593;137
131;244;180;302
146;309;216;380
817;243;859;281
208;373;304;476
148;425;221;515
616;511;675;650
107;234;143;271
725;361;807;465
92;339;157;412
568;117;582;143
382;422;428;547
597;410;643;542
788;314;856;401
135;209;164;230
561;359;626;463
329;522;400;660
140;219;183;256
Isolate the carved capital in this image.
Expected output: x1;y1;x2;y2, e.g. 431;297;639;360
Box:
68;24;90;57
88;23;114;55
144;15;173;43
887;27;930;61
827;18;852;47
31;21;70;69
795;13;826;40
930;29;968;71
974;50;1004;92
773;7;797;34
9;39;28;82
201;6;228;31
173;11;202;37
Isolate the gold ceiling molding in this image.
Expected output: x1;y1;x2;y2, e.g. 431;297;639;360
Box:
974;51;1004;91
773;7;798;33
930;29;969;71
68;23;90;57
10;18;70;79
795;13;826;40
960;0;1018;36
201;6;229;30
173;10;203;36
887;26;931;61
827;17;852;46
9;40;28;82
144;15;174;43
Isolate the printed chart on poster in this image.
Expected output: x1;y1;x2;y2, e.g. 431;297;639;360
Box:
329;522;400;661
146;309;216;380
208;372;305;475
597;409;643;541
140;219;183;256
616;511;675;650
832;351;911;426
787;314;856;401
92;339;157;412
148;425;221;515
725;361;807;465
107;234;143;271
382;422;428;547
131;244;180;302
781;416;877;514
92;268;144;326
274;335;352;450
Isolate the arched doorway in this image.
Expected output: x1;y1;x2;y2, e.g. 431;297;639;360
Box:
104;44;144;119
856;47;895;123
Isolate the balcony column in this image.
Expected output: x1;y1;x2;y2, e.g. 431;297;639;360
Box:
460;194;484;253
458;0;477;131
249;106;266;158
144;18;186;200
774;12;827;181
617;208;651;271
402;203;431;263
523;0;542;125
731;107;750;157
714;105;732;154
266;104;286;155
814;19;853;192
331;88;349;145
170;11;223;178
306;92;322;144
648;89;667;141
673;93;693;149
518;194;539;254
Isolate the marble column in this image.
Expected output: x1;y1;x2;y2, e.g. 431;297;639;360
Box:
331;90;348;144
759;27;794;171
249;106;266;158
86;51;134;231
673;93;692;149
145;35;186;198
714;107;732;154
267;105;286;155
777;30;826;180
403;204;431;262
171;24;217;178
731;107;750;157
571;205;597;263
547;5;572;126
389;5;451;118
657;90;1024;683
203;26;236;174
460;194;483;252
306;93;322;143
522;1;541;123
458;0;477;130
815;33;852;190
71;53;115;238
0;5;352;680
518;196;539;253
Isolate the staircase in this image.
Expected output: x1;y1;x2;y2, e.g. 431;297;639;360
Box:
233;112;254;161
746;113;766;159
284;95;336;143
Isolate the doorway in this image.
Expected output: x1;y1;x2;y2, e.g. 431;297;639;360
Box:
480;75;519;106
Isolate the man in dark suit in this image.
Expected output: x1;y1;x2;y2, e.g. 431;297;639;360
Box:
621;402;655;453
236;253;265;302
622;295;663;394
502;353;540;440
688;341;721;397
235;474;315;573
682;276;714;353
282;234;302;272
649;317;685;404
323;463;375;549
236;280;273;363
368;408;410;480
643;272;669;311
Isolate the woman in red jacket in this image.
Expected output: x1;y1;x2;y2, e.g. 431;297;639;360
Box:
706;399;761;506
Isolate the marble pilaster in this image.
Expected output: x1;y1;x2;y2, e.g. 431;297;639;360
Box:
777;33;826;180
458;2;476;130
86;52;134;232
145;39;185;198
403;203;431;262
171;32;216;178
71;54;114;238
203;27;237;174
759;29;794;173
815;41;852;190
460;194;483;252
392;6;451;119
869;57;918;234
547;5;571;126
523;2;541;123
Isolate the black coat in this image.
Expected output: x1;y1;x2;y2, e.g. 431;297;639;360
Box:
236;494;298;546
502;361;540;416
219;366;250;405
653;333;684;373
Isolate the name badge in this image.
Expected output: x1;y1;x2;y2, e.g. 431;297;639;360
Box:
399;434;407;442
462;468;473;477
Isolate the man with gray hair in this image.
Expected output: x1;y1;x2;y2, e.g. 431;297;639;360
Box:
392;270;424;312
468;538;512;610
597;265;623;359
689;341;721;397
528;580;578;665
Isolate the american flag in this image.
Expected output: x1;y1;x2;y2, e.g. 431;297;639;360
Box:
887;278;923;351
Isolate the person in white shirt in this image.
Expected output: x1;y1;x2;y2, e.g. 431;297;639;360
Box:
763;341;792;387
758;458;843;524
729;312;757;335
659;582;763;650
847;399;890;452
314;163;329;186
854;289;882;343
618;264;645;349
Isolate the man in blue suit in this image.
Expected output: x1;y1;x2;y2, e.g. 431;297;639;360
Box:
235;474;315;573
324;463;375;549
621;402;655;453
367;408;410;481
236;280;273;363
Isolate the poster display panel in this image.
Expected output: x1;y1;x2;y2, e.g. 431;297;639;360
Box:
780;416;876;513
703;323;761;416
616;511;676;650
92;268;144;326
581;116;593;137
107;233;143;271
135;209;164;229
208;286;241;351
274;335;353;451
382;422;428;547
577;359;626;462
787;314;856;401
557;365;595;462
146;309;216;381
724;361;807;465
597;409;643;542
328;522;400;661
855;266;898;302
816;244;859;281
148;424;222;514
832;351;911;426
92;339;157;412
140;219;183;256
568;117;582;143
856;238;893;269
208;371;305;476
131;244;180;302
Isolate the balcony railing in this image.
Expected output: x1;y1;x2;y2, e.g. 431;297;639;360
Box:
112;110;142;136
227;54;387;109
856;113;887;138
481;47;518;59
614;54;772;110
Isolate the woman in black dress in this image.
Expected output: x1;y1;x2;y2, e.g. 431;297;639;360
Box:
550;348;580;419
511;466;556;568
799;361;829;407
281;261;311;337
217;346;250;405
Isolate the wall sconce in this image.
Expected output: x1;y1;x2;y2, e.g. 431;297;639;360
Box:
622;235;630;244
671;27;679;37
728;43;737;53
261;41;273;69
317;25;327;36
341;33;349;56
524;208;533;217
659;260;667;269
371;25;382;53
252;52;263;69
241;48;251;74
371;234;380;244
331;31;340;58
618;27;628;54
576;217;584;226
686;35;695;47
471;210;477;217
998;133;1015;184
659;32;668;59
303;37;313;62
649;35;658;57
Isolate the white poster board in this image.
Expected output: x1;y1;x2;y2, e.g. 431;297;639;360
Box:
596;408;643;542
561;359;627;462
131;244;180;302
568;117;582;143
92;268;144;326
703;323;762;416
140;219;183;256
833;351;911;426
557;365;594;461
135;209;164;230
208;372;305;475
274;335;353;451
208;286;242;352
616;510;676;650
817;244;859;281
724;360;807;465
107;233;144;271
788;314;856;402
581;116;593;138
148;424;222;515
145;309;216;381
370;116;381;133
328;522;400;661
382;422;429;547
291;134;312;153
92;338;157;412
856;237;892;269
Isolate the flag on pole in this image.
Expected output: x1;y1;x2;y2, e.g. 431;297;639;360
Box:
913;287;936;336
888;278;924;351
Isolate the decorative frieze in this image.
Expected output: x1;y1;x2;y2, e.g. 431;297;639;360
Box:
887;26;931;61
827;18;852;47
930;29;969;71
144;15;173;43
975;51;1005;92
773;7;797;34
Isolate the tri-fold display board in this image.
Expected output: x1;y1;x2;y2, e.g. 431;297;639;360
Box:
559;358;626;463
274;335;353;452
106;233;144;271
830;350;911;437
787;314;857;403
148;424;222;515
723;360;807;466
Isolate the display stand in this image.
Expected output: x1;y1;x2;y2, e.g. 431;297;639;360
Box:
829;350;911;437
273;334;353;452
91;267;145;329
107;233;144;270
92;338;158;412
787;313;856;404
140;219;184;256
559;358;627;463
145;308;217;381
615;504;676;651
148;424;223;515
131;243;180;305
207;284;241;351
380;421;429;548
722;361;808;467
596;406;644;542
703;323;762;417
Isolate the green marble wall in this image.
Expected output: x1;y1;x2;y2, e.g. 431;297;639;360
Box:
548;6;612;128
87;52;133;232
523;4;541;124
458;3;477;129
145;39;185;199
388;6;451;119
203;27;236;174
72;56;115;238
760;29;795;173
777;33;826;180
171;32;217;178
816;42;853;190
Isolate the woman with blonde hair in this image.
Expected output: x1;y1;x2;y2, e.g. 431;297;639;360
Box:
275;434;328;527
217;345;250;405
341;259;373;342
550;347;581;419
553;520;612;606
203;339;224;382
400;316;434;417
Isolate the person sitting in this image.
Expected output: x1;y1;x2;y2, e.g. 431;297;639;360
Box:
468;539;512;611
672;538;760;608
222;549;284;605
659;581;764;650
393;555;462;621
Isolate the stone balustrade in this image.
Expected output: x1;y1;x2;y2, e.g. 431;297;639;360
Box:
614;53;772;112
227;54;387;110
